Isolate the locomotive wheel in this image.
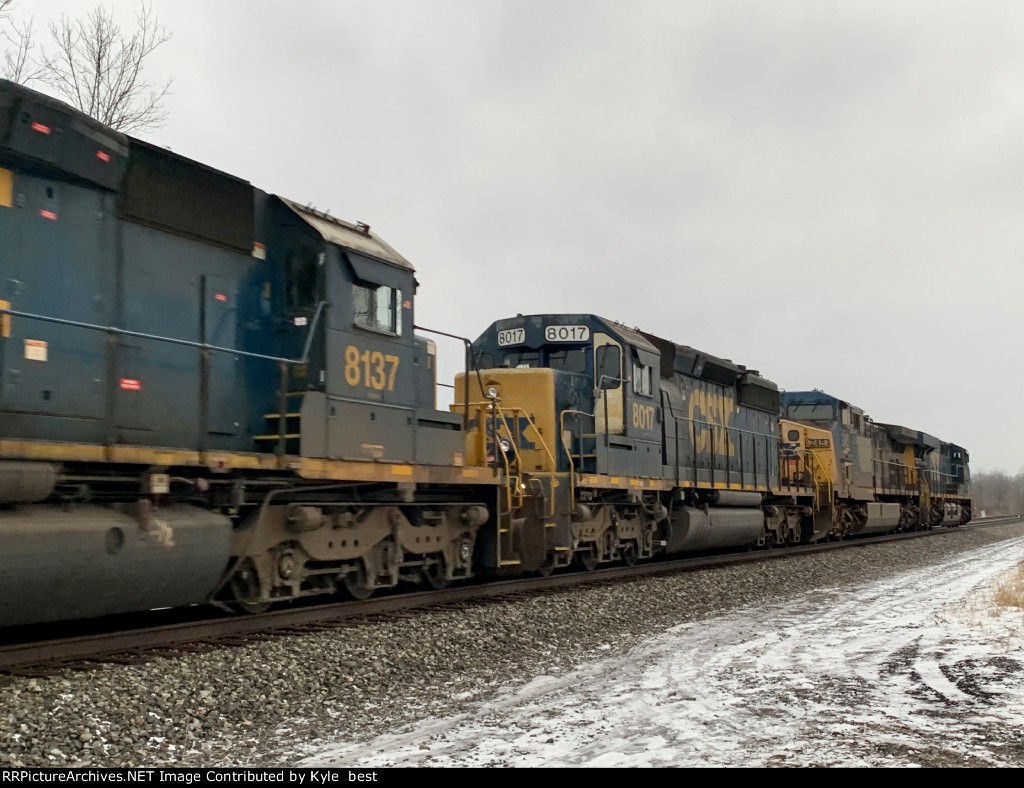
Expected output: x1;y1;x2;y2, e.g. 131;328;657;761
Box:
621;542;638;566
342;563;375;600
574;547;599;572
229;562;271;614
423;556;450;590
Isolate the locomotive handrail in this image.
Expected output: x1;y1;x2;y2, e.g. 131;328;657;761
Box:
669;412;778;488
872;457;918;494
559;408;596;504
595;376;626;444
805;449;833;513
0;304;325;366
300;300;328;362
0;302;330;457
492;403;557;519
461;399;521;511
413;324;473;428
461;403;515;511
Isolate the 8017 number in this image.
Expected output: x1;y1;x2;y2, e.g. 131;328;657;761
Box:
497;328;525;347
544;325;589;342
345;345;400;391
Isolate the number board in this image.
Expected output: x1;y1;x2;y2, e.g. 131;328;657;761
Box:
497;328;525;347
544;325;590;342
806;438;831;448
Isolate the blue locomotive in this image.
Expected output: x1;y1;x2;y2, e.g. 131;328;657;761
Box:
0;79;493;625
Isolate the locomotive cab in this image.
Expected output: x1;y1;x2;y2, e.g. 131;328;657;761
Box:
455;315;662;479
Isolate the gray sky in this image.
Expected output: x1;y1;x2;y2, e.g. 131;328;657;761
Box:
15;0;1024;472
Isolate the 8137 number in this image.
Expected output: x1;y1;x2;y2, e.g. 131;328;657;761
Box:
345;345;400;391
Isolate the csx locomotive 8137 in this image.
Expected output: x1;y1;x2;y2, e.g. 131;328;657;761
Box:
0;79;971;627
0;79;493;626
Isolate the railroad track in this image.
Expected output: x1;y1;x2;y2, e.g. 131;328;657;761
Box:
2;514;1021;675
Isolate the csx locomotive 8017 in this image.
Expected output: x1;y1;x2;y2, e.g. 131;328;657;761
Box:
0;79;971;627
455;316;971;574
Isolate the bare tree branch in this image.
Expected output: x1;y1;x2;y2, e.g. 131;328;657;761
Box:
3;17;41;83
1;0;43;84
35;2;173;134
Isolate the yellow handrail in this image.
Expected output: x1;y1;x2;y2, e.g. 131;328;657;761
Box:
491;403;558;519
806;450;833;513
558;408;595;508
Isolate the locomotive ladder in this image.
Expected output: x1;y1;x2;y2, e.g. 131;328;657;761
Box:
806;450;833;514
483;403;559;571
253;392;306;455
559;409;598;495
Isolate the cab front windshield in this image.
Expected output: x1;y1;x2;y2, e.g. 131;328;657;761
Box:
786;403;836;422
476;347;588;373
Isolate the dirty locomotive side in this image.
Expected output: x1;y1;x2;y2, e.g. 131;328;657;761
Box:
455;314;972;576
0;79;498;626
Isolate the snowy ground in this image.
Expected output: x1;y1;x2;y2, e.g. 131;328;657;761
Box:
300;535;1024;767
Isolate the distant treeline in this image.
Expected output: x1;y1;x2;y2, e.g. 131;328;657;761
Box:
972;471;1024;516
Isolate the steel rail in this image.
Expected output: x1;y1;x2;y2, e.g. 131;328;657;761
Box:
1;515;1020;673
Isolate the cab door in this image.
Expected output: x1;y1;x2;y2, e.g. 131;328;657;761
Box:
593;332;624;435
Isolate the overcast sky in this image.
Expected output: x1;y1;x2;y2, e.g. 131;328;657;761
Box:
10;1;1024;472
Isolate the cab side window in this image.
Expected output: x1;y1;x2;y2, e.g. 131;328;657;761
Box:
353;282;402;335
285;250;318;310
595;344;621;389
632;352;652;396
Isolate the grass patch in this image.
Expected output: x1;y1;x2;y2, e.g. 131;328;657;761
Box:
992;563;1024;610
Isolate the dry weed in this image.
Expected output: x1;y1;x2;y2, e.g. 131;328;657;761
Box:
992;563;1024;610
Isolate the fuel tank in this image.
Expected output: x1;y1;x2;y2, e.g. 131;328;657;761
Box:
664;506;764;553
0;504;232;626
856;502;902;535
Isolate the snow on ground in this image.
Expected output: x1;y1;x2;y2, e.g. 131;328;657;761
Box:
300;535;1024;767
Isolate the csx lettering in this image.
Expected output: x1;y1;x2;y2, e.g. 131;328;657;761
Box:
632;403;655;431
688;389;736;455
344;345;399;391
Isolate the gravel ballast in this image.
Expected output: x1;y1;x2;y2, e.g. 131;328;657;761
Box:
2;522;1023;767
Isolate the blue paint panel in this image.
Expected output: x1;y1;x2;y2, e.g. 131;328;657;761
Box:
0;172;112;434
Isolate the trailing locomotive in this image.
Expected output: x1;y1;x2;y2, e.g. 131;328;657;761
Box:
0;79;972;628
779;391;971;533
456;315;972;573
